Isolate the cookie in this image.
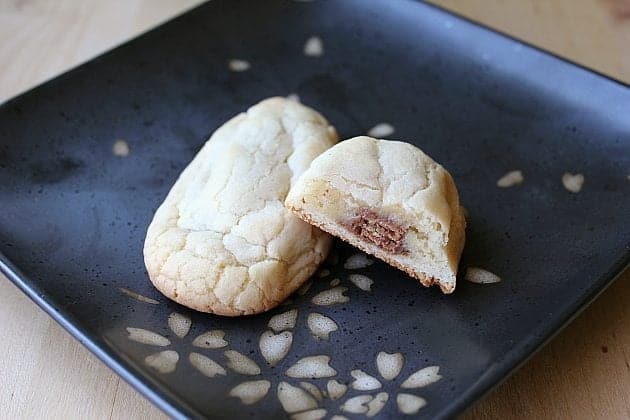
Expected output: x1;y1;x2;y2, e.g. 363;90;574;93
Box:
285;136;466;293
144;97;338;315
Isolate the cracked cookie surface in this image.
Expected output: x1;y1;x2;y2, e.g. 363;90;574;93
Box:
285;136;465;293
144;97;338;315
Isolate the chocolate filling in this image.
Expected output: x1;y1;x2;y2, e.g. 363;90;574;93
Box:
344;209;408;254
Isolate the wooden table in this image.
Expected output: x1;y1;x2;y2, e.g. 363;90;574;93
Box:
1;1;628;418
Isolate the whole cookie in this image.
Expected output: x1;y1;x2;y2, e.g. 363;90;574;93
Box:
285;136;466;293
144;97;338;315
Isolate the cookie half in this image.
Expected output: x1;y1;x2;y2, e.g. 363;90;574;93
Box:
285;136;465;293
144;97;338;315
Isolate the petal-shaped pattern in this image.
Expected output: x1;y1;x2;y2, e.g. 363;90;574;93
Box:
189;352;226;378
268;309;298;332
299;382;323;401
287;93;300;103
307;313;338;340
303;36;324;57
326;380;347;401
348;274;373;291
366;392;389;417
400;366;442;389
396;393;426;414
343;253;374;269
497;170;524;188
351;370;382;390
286;355;337;378
259;330;293;366
119;288;159;304
126;327;170;346
464;267;501;284
367;123;395;138
229;380;271;405
311;287;349;306
168;312;191;338
224;350;261;375
277;382;318;413
290;409;327;420
376;351;404;381
145;350;179;374
228;59;250;72
340;395;372;414
192;330;228;349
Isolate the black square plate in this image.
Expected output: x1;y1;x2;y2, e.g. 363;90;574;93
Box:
1;1;629;418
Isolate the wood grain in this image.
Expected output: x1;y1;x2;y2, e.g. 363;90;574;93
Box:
428;0;630;84
0;0;628;418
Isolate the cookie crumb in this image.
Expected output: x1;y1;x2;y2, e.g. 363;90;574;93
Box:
228;59;251;72
112;139;130;157
367;123;395;138
303;36;324;57
465;267;501;284
497;170;523;188
562;172;584;193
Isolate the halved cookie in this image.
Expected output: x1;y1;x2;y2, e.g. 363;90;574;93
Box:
285;136;466;293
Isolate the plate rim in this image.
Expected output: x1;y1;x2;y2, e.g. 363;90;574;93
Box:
0;254;204;420
1;0;629;418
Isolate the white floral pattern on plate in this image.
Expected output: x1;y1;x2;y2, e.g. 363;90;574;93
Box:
124;252;442;417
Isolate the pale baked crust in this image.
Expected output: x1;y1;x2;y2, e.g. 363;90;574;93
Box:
285;136;466;294
143;97;338;315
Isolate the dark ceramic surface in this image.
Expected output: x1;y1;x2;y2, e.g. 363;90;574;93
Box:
1;0;629;418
